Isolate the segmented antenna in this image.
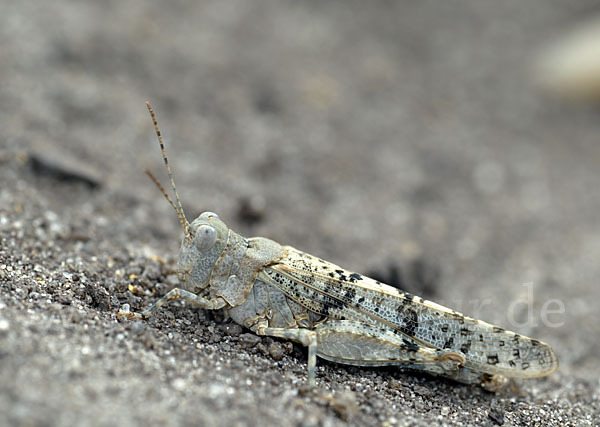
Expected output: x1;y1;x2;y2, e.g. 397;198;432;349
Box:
144;169;184;224
145;101;190;232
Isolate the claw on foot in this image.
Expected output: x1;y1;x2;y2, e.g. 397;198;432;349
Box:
116;304;145;320
116;311;144;320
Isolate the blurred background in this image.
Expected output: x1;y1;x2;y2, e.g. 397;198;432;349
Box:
1;1;600;425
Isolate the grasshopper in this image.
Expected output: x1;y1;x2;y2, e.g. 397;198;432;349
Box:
120;102;559;391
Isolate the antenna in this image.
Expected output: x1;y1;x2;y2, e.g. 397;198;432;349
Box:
145;101;190;232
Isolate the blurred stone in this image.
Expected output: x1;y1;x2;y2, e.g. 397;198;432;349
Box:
536;16;600;102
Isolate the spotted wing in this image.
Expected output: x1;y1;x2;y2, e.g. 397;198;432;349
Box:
261;246;558;378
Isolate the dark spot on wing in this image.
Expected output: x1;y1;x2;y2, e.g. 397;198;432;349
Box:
487;355;499;365
402;339;420;352
349;273;362;283
334;269;348;281
343;287;356;302
397;307;418;337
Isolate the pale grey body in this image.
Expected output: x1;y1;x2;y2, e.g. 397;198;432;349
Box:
124;212;558;389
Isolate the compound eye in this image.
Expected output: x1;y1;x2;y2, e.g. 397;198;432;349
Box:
194;225;217;252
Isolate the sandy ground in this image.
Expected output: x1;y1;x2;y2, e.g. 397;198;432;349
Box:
1;1;599;425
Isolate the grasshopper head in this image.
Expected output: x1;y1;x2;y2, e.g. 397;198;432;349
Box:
177;212;230;292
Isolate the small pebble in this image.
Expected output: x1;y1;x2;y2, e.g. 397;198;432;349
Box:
131;321;146;335
268;341;284;360
387;378;404;390
412;385;432;397
172;378;186;392
68;309;82;323
220;323;242;337
166;274;179;286
489;407;505;425
57;294;71;305
413;398;425;411
331;391;359;421
239;333;261;348
0;319;9;335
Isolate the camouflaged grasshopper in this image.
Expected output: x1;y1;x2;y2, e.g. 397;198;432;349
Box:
120;102;559;391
